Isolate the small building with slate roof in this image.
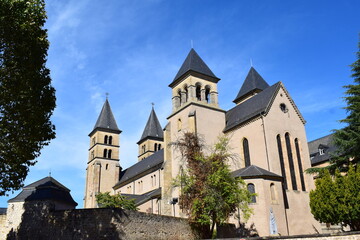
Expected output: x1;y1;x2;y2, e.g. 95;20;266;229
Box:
8;176;77;210
84;48;324;236
308;134;337;167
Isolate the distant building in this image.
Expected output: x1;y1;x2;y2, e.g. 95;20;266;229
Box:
309;134;337;168
84;48;322;236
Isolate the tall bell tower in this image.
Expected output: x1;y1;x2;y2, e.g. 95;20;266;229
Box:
84;98;121;208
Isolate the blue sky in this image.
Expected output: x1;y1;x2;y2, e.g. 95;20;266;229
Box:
0;0;359;207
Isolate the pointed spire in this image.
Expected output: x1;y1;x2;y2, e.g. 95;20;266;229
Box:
233;67;270;104
137;107;163;144
169;48;219;87
90;99;121;136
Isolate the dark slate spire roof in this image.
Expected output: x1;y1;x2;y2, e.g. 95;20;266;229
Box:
232;165;282;180
233;67;270;104
225;82;280;132
169;48;220;87
137;107;163;144
90;99;121;136
8;176;78;207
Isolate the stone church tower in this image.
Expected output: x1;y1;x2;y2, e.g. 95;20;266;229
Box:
137;107;164;161
162;48;227;216
84;99;121;208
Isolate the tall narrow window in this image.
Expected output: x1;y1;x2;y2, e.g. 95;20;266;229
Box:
295;138;306;191
205;86;210;103
270;183;277;203
277;135;288;189
154;174;156;186
158;144;161;150
178;89;182;105
184;85;188;102
151;176;153;187
154;143;157;151
108;149;112;159
243;138;251;167
105;164;109;170
108;136;113;145
104;135;108;144
103;149;107;158
196;85;201;101
285;133;297;190
247;183;256;203
178;119;182;131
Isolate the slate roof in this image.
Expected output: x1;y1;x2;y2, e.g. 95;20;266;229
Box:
224;82;281;132
232;165;282;180
90;99;121;136
137;107;163;144
122;188;161;206
169;48;219;87
0;208;7;215
8;177;78;207
114;149;164;188
233;67;270;104
308;134;337;166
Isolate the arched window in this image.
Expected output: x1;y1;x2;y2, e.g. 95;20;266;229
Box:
92;137;96;146
151;176;153;187
154;143;158;151
104;135;108;144
154;174;156;186
106;164;109;170
243;138;251;167
276;135;287;189
158;144;161;150
178;118;182;131
295;138;306;191
178;89;182;105
196;84;201;101
270;183;277;203
108;149;112;159
285;133;297;190
184;85;188;102
247;183;256;203
205;86;210;103
103;149;107;158
109;136;113;145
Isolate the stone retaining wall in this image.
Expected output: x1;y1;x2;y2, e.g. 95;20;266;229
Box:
6;202;197;240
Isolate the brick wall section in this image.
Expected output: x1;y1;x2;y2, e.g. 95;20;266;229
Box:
6;202;197;240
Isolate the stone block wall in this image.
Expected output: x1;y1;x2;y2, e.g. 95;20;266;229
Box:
6;201;198;240
0;213;7;240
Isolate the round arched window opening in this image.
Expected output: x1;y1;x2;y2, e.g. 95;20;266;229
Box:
280;103;288;113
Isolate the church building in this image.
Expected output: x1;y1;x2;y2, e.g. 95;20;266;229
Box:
83;49;321;236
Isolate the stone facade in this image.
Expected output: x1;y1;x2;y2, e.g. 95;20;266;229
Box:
84;49;327;236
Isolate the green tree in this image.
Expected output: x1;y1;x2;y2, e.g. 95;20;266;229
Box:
173;133;253;238
330;39;360;172
310;166;360;231
96;192;138;210
0;0;56;196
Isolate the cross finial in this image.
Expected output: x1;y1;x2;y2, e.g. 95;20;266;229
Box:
49;169;51;177
250;58;253;67
151;102;155;109
105;92;109;100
